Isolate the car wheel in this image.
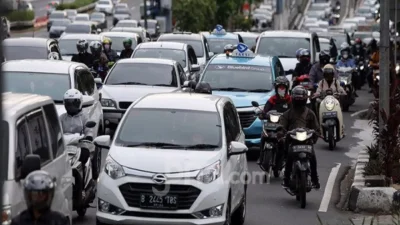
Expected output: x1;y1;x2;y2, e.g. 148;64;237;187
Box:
96;218;113;225
232;185;246;225
224;193;232;225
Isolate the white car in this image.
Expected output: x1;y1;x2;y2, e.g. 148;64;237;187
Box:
99;58;186;131
74;13;90;22
2;60;104;135
58;33;104;61
94;92;248;225
95;0;114;15
114;19;138;28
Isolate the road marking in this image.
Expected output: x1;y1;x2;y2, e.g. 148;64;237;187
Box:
318;163;341;212
351;109;368;117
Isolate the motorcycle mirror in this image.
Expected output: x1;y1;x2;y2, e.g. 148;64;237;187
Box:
251;101;259;107
85;121;97;128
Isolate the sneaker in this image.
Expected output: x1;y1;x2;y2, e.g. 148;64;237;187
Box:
312;180;320;189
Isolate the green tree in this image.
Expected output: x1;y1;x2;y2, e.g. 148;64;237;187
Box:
214;0;243;28
172;0;216;32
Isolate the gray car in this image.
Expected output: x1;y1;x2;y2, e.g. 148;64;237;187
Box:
113;7;131;26
91;12;107;29
49;19;71;38
47;11;67;31
98;58;186;131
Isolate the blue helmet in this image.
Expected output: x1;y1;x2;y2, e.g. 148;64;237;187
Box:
296;48;304;58
300;49;310;57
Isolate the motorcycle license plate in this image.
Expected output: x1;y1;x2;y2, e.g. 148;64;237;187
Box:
292;145;313;153
322;111;337;118
264;122;279;130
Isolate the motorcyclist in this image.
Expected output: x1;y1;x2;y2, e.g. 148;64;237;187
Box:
71;39;94;68
224;44;234;54
11;171;69;225
280;85;321;189
295;48;304;62
310;50;338;85
368;39;379;93
90;40;109;81
257;76;292;169
102;37;119;64
351;38;366;60
337;45;358;96
293;49;312;83
338;42;354;60
119;38;134;59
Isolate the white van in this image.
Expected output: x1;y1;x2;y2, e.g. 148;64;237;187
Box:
2;92;73;224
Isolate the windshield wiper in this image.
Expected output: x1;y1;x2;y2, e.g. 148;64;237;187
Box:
248;89;270;92
276;55;292;58
213;87;248;91
152;84;173;87
183;144;219;149
112;82;148;85
125;142;183;147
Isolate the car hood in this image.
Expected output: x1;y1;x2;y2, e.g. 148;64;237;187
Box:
50;26;66;32
62;55;72;61
279;58;298;71
213;91;274;108
114;14;130;20
110;146;222;173
55;104;66;116
101;85;180;101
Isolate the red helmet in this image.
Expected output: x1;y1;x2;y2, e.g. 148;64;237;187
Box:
355;38;362;44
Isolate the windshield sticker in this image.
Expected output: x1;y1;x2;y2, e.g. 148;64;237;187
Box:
208;64;269;72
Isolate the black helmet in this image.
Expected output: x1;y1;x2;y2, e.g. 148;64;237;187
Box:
319;50;331;65
274;76;289;92
323;64;335;81
23;171;55;213
77;39;88;53
90;41;102;55
224;44;234;53
370;38;378;50
291;86;308;108
194;82;212;94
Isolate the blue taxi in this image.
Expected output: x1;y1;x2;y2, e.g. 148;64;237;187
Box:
199;43;285;148
203;25;244;54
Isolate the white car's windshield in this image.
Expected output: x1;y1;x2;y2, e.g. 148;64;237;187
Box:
257;37;310;58
59;38;99;55
207;38;239;54
3;72;70;102
202;64;273;92
116;22;137;27
105;36;137;51
158;38;204;57
4;46;46;60
132;49;186;67
116;109;222;149
106;63;178;87
320;42;331;51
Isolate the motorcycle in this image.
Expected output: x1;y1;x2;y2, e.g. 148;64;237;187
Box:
64;121;97;217
252;101;284;184
315;89;345;150
372;72;379;98
355;55;366;88
284;128;316;208
294;75;314;109
337;66;356;111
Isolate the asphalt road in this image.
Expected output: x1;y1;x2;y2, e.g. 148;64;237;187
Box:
28;0;74;19
11;0;372;224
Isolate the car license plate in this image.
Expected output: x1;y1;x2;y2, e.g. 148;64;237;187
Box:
292;145;313;153
323;111;337;118
140;194;178;209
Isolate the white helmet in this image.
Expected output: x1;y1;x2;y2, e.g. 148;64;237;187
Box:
63;89;83;115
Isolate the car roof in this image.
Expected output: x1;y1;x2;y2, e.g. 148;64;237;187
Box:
3;92;54;122
100;31;138;38
59;33;103;40
134;93;223;112
158;33;202;41
76;13;89;16
210;53;272;66
318;32;346;37
204;31;239;39
2;59;83;73
318;37;330;43
260;30;312;38
111;27;143;32
118;19;138;23
233;32;260;37
136;41;186;50
3;37;50;47
116;58;176;65
139;19;157;23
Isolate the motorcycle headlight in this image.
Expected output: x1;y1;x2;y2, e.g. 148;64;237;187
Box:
104;156;125;179
295;131;307;141
101;98;116;107
196;160;221;184
325;101;335;111
396;65;399;72
376;75;380;80
270;114;280;123
360;65;364;70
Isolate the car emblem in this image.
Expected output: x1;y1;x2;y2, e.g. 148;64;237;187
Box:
152;174;167;184
236;43;248;53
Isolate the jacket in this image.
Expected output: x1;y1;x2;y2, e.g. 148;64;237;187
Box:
263;94;292;114
293;62;312;78
336;59;356;68
279;107;321;142
120;49;133;59
71;52;94;68
370;51;379;69
104;49;119;62
309;62;338;84
60;111;93;138
315;78;346;96
11;210;69;225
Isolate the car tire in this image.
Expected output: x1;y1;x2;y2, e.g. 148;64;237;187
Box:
96;218;112;225
92;145;101;180
224;193;232;225
232;185;246;225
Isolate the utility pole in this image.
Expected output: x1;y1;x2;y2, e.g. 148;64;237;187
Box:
143;0;148;29
0;13;4;214
379;0;390;131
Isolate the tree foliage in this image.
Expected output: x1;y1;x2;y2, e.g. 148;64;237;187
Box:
172;0;216;32
214;0;242;28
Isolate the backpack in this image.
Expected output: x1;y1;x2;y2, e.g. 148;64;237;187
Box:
321;78;338;91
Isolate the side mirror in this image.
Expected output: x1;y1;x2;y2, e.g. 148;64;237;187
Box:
82;95;95;107
93;135;111;149
208;52;214;58
251;101;259;107
20;154;41;180
285;69;294;75
85;121;96;128
191;64;200;72
228;141;248;156
94;78;102;84
183;80;197;89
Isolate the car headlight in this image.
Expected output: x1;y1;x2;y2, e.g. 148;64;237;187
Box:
196;160;221;184
325;101;335;111
2;206;11;225
104;156;125;179
101;98;116;107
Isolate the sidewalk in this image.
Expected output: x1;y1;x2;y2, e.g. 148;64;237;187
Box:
351;215;400;225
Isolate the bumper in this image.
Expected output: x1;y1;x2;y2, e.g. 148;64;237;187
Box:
96;171;228;225
243;119;262;148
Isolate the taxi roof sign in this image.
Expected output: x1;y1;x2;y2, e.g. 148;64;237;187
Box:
211;24;227;35
230;43;255;58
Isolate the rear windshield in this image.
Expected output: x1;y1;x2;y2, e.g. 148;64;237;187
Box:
49;12;64;19
65;24;90;33
257;37;310;58
4;46;46;60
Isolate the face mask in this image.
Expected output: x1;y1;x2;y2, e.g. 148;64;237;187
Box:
300;58;310;64
277;87;286;97
104;44;110;50
356;44;361;48
343;54;348;59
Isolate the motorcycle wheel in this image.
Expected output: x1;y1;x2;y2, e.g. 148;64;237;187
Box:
328;126;336;150
264;150;273;183
299;171;307;209
77;207;87;218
